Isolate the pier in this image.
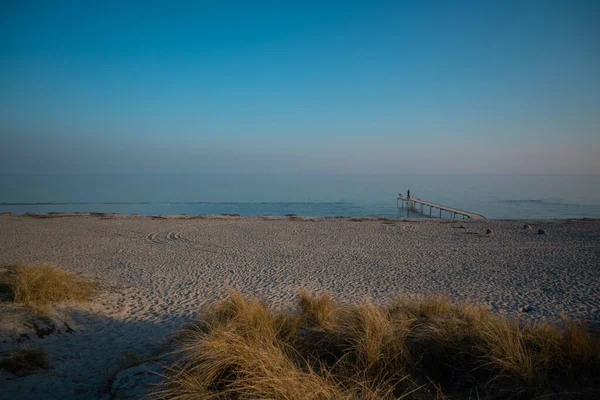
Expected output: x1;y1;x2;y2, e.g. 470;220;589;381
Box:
397;195;486;220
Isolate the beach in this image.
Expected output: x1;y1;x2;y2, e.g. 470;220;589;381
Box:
1;213;599;398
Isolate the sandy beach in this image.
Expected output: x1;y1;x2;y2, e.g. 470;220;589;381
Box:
1;214;599;399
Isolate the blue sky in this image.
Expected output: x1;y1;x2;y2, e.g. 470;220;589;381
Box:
1;0;599;174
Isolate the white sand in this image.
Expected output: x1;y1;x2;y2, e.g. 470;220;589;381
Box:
1;214;599;399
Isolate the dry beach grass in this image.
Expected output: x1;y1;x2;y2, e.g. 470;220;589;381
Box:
0;264;98;305
0;264;99;379
156;292;600;400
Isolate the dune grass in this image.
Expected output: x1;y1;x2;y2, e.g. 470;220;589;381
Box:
156;292;600;400
0;347;49;376
0;264;98;305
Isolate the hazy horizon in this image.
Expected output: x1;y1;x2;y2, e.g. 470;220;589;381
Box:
1;1;599;175
2;174;600;219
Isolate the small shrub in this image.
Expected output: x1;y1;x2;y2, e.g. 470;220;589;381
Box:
0;348;49;376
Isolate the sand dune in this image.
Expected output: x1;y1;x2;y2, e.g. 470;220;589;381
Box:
1;214;599;399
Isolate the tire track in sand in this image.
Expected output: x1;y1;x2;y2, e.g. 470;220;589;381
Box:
167;231;185;241
146;231;186;244
146;232;165;244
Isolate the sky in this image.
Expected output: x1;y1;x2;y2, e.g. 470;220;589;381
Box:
1;0;599;175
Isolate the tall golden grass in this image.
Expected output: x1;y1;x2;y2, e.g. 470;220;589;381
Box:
0;264;98;305
155;292;600;399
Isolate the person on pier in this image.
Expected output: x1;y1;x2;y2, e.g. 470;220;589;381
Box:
407;189;411;199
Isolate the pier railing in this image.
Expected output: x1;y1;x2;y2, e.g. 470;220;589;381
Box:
397;195;486;220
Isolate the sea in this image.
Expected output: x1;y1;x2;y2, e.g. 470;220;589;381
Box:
1;174;600;219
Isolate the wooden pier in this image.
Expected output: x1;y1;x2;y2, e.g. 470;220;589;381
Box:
397;195;486;220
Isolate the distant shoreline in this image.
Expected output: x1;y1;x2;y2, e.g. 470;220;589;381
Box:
1;211;599;222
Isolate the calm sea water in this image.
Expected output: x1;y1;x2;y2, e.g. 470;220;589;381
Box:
1;175;600;219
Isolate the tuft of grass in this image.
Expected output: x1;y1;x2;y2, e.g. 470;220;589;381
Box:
157;294;350;400
338;302;408;371
299;291;339;329
0;348;49;376
155;293;600;400
0;264;98;305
